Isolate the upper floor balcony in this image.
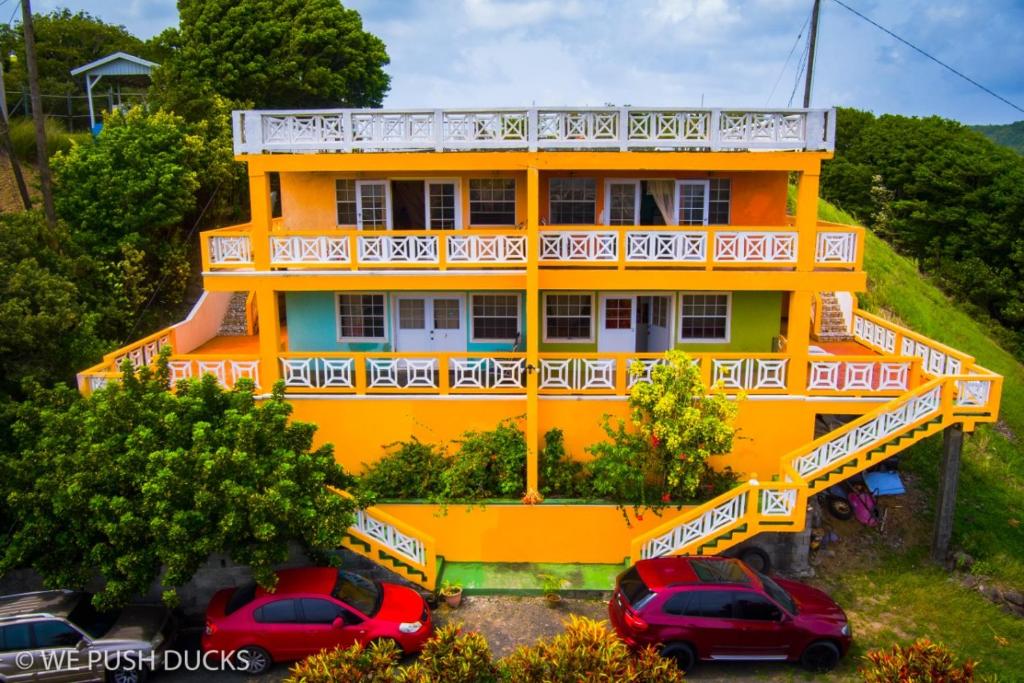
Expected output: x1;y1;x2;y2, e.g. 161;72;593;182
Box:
232;107;836;155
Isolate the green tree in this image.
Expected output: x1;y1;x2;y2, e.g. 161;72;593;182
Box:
1;356;357;609
152;0;390;109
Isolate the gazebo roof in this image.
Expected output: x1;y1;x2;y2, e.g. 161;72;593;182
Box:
70;51;158;78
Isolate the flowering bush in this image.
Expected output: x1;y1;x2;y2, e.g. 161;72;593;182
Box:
861;638;977;682
286;638;402;683
401;623;498;682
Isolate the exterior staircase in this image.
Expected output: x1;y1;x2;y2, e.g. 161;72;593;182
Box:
814;291;853;342
218;292;253;336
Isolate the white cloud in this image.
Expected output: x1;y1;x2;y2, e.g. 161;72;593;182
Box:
462;0;585;30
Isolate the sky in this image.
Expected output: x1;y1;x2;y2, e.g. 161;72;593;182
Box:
31;0;1024;124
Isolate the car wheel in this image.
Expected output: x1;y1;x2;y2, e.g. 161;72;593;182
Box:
660;642;696;673
235;645;273;675
738;546;772;574
827;495;855;521
800;640;841;672
107;665;148;683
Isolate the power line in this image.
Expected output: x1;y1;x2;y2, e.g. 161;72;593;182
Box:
766;10;811;106
788;33;810;107
831;0;1024;115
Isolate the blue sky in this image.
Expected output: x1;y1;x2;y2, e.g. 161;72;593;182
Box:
32;0;1024;124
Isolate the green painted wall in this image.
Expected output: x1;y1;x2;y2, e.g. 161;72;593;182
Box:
675;291;782;353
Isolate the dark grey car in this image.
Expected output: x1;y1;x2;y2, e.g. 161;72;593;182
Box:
0;590;176;683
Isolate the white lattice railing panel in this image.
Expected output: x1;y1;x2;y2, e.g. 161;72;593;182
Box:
112;334;172;369
955;378;993;407
280;357;355;389
807;360;910;393
446;234;527;264
539;358;617;392
625;231;707;262
367;358;439;390
852;314;898;355
640;490;748;559
444;111;528;145
166;359;261;389
759;487;798;517
816;231;858;264
450;357;526;390
714;232;798;263
357;235;439;264
351;510;426;566
853;311;971;378
711;358;788;391
270;235;351;265
209;235;253;265
719;112;805;145
539;231;618;262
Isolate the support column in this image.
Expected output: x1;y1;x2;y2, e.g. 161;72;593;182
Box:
931;424;964;564
249;172;272;270
794;170;820;272
786;291;812;394
255;286;281;393
525;167;540;496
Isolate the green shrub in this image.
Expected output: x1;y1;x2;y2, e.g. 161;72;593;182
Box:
443;418;526;499
401;623;498;683
8;116;84;161
359;437;447;499
286;639;401;683
499;615;684;682
538;428;589;498
861;638;977;682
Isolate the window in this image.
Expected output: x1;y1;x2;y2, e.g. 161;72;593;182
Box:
225;583;257;616
32;620;82;647
269;172;282;218
734;592;782;621
299;599;346;624
545;294;593;341
607;182;638;225
472;295;519;341
662;592;693;616
757;572;797;615
332;571;381;617
336;179;357;225
618;567;654;610
398;299;425;330
428;183;457;229
678;181;708;226
549;178;596;224
604;298;633;330
433;299;461;330
652;297;669;327
358;182;388;230
254;599;297;624
338;294;386;340
469;178;516;225
0;623;31;652
709;178;730;225
688;591;734;619
680;293;730;342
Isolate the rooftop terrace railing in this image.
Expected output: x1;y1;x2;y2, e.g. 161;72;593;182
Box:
233;107;836;155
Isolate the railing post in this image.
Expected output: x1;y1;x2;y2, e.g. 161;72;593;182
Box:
249;171;272;271
527;108;538;152
434;109;444;152
525;167;541;496
618;106;628;151
795;171;820;272
342;110;353;152
787;292;812;394
710;109;721;150
255;287;281;392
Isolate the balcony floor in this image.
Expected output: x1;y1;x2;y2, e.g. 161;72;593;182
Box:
189;330;286;355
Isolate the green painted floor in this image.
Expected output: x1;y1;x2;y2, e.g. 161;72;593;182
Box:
437;560;627;595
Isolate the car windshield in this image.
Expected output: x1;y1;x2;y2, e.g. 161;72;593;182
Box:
66;595;119;639
226;583;257;615
757;571;797;615
618;567;655;610
332;571;381;616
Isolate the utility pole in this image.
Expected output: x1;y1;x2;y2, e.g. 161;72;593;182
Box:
802;0;821;108
21;0;55;227
0;53;31;210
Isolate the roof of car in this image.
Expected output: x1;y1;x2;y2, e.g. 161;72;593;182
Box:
0;590;82;621
636;556;757;589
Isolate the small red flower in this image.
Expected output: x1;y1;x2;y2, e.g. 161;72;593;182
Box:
651;435;661;448
636;513;644;521
661;493;671;503
678;452;688;461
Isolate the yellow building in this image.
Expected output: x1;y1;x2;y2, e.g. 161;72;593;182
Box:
79;107;1002;590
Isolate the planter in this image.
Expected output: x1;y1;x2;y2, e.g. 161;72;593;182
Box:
442;588;463;608
544;593;562;608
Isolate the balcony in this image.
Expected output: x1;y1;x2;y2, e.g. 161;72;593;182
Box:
200;223;862;273
232;107;836;155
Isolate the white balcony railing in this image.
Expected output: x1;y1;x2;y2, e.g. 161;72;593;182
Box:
233;107;836;154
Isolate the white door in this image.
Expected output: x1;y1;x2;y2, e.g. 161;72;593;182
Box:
604;179;640;226
395;296;465;352
598;295;636;353
425;180;461;230
677;180;710;226
356;180;391;230
646;295;673;352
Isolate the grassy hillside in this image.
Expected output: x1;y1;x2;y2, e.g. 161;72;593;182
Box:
972;120;1024;154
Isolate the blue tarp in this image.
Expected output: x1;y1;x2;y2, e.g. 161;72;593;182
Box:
864;470;906;496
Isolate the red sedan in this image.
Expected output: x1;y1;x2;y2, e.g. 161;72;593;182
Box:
202;567;433;673
608;556;851;673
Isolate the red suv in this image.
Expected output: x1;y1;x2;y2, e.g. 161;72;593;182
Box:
202;567;433;673
608;556;851;673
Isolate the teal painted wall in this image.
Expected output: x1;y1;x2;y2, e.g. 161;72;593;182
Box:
285;291;393;352
675;291;782;353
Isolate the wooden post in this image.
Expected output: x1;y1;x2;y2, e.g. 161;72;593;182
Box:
931;423;964;564
20;0;56;227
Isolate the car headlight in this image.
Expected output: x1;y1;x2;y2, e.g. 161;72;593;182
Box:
841;622;851;637
399;621;423;634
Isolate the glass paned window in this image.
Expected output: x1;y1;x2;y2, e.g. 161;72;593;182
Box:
398;299;425;330
338;294;386;339
429;184;457;229
545;294;593;340
469;179;516;225
255;599;297;624
550;178;596;224
604;299;632;330
472;295;519;341
336;179;357;225
652;297;669;327
709;178;731;225
680;294;729;341
269;172;282;218
359;183;388;230
433;299;461;330
678;182;707;226
608;183;637;225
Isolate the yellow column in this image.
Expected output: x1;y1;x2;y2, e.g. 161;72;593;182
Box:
794;170;820;273
791;168;821;396
525;168;540;496
256;286;281;392
249;171;272;270
787;291;812;395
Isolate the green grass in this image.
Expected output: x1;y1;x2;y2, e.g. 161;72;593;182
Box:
7;116;90;161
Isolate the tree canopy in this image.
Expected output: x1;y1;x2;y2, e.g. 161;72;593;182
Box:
1;359;357;609
153;0;390;109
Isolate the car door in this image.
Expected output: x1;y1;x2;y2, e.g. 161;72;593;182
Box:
30;619;100;683
297;598;367;657
682;590;743;659
0;622;44;683
252;599;305;661
730;590;792;659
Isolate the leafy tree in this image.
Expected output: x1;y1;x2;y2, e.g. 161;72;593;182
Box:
152;0;390;109
0;211;103;398
1;356;358;609
972;120;1024;155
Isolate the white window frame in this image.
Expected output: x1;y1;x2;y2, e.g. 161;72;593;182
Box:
469;293;521;343
336;292;389;343
424;178;463;230
542;292;596;344
335;177;358;227
468;177;518;227
677;291;732;344
548;177;597;225
603;179;641;226
675;179;711;227
355;180;392;230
